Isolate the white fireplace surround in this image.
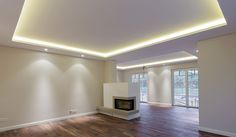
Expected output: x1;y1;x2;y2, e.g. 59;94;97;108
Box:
103;83;139;110
97;82;140;120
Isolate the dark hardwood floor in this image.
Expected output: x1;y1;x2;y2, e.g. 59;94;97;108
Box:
0;103;224;137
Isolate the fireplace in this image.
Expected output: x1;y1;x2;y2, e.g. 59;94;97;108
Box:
114;97;136;111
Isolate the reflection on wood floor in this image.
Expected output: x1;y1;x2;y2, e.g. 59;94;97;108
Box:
0;103;224;137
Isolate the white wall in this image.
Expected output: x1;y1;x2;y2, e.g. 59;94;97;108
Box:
148;66;172;104
104;61;117;83
198;33;236;136
122;62;197;104
116;70;124;82
0;47;105;128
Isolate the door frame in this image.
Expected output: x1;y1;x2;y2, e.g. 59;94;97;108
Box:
171;68;199;108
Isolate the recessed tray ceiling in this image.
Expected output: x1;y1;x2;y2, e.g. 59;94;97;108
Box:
13;0;226;57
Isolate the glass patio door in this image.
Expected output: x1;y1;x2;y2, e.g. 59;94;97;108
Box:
173;70;187;106
173;69;199;108
140;73;148;102
188;69;199;107
131;73;148;102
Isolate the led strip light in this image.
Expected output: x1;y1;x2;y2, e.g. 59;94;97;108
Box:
117;56;198;70
12;1;227;58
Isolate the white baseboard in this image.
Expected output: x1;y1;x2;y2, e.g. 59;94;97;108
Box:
199;126;236;137
0;111;97;133
148;102;172;106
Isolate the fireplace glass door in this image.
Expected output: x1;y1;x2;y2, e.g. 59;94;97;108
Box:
114;99;134;111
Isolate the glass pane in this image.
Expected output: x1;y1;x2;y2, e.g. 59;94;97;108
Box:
132;74;135;83
140;73;148;102
174;70;186;106
135;74;139;83
188;69;199;107
140;74;143;79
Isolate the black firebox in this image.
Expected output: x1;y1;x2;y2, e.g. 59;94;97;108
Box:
114;99;134;111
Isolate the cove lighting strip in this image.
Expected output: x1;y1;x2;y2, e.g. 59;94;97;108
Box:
106;18;226;57
12;36;105;57
12;0;227;58
117;56;198;70
12;18;226;58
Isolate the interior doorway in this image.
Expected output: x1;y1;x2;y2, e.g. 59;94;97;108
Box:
172;69;199;108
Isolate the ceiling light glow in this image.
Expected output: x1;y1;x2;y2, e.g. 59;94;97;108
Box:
117;56;198;70
12;0;226;58
106;18;226;57
12;18;226;58
12;36;105;57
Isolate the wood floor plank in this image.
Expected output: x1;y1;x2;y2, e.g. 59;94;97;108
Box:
0;104;225;137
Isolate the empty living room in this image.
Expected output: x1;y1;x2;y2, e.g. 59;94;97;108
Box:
0;0;236;137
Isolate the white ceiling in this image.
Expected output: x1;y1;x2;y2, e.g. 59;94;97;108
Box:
0;0;236;64
14;0;223;53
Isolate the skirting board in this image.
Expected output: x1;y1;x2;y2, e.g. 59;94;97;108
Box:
0;111;97;133
199;126;236;137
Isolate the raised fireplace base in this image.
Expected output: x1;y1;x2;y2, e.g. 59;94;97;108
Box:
97;106;140;120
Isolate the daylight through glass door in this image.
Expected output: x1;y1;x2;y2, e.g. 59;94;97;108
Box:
173;69;199;108
131;73;148;102
140;73;148;102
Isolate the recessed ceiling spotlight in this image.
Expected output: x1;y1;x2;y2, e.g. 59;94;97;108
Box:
44;48;48;52
196;50;199;53
81;54;85;57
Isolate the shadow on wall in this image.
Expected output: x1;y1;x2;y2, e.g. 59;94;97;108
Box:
147;66;171;104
